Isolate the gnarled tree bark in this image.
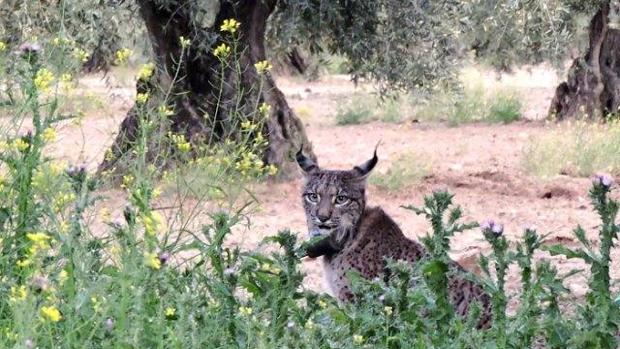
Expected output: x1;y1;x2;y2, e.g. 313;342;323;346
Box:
549;1;620;120
98;0;314;177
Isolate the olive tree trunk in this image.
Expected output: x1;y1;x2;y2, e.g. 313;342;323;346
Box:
98;0;313;176
549;1;620;120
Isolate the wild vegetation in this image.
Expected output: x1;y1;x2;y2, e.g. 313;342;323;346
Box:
2;1;620;348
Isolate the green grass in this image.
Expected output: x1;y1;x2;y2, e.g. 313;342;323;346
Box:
523;120;620;178
415;85;522;126
370;152;431;192
335;94;407;125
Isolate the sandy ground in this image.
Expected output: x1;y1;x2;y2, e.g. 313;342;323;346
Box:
43;66;620;303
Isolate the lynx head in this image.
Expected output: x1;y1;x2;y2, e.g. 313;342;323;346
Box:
297;147;378;247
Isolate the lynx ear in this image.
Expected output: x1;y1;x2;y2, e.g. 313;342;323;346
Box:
352;147;378;178
296;146;318;174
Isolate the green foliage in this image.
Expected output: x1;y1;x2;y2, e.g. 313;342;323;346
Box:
335;94;407;125
370;153;431;192
487;91;522;124
523;120;620;178
415;83;522;126
0;0;141;70
268;0;603;93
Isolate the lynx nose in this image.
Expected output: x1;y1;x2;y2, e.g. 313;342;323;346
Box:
317;214;330;223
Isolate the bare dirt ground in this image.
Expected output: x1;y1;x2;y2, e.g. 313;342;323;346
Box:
50;66;619;305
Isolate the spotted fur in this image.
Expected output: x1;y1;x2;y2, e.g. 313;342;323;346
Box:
298;149;492;328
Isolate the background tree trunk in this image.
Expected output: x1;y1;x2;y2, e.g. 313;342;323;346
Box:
98;0;314;177
549;1;620;120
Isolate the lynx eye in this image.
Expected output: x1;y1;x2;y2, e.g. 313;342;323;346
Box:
305;193;319;203
334;195;349;205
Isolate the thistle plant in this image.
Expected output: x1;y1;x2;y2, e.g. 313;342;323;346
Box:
479;220;511;347
403;191;477;336
545;174;620;349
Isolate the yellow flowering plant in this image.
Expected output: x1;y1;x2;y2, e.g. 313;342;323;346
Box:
138;63;156;80
254;60;272;74
220;18;240;34
34;68;54;92
213;43;231;59
40;305;62;322
114;48;133;64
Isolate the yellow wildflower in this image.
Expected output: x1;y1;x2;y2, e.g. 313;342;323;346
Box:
12;138;29;152
9;285;27;302
53;192;76;212
58;270;68;285
169;133;191;152
353;334;364;344
384;306;393;315
42;127;57;143
165;307;176;318
49;161;64;176
27;232;52;255
26;232;51;243
141;211;164;236
114;48;133;64
258;103;271;118
31;170;44;189
136;92;149;104
240;120;257;131
152;187;162;199
179;36;191;48
0;41;6;52
91;296;102;312
253;132;265;146
266;164;278;176
238;306;252;316
40;305;62;322
144;252;161;270
16;259;32;268
59;73;74;92
318;300;327;309
73;48;90;63
254;60;272;74
213;43;231;59
121;174;134;189
59;221;69;234
104;149;115;162
220;19;240;33
34;68;54;92
138;63;156;80
158;105;174;116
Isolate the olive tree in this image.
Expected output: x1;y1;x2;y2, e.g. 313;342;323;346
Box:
4;0;620;175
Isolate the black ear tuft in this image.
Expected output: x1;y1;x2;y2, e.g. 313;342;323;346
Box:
296;145;318;174
353;146;378;177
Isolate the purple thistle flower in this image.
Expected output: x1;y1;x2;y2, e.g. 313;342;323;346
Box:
491;223;504;236
593;173;613;188
158;252;171;265
481;219;503;236
480;219;494;231
32;275;49;291
19;42;41;55
105;317;114;331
